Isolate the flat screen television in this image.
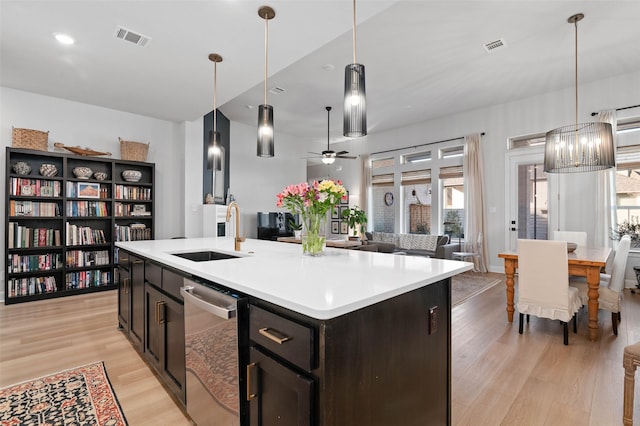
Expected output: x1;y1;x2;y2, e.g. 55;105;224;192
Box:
257;212;298;241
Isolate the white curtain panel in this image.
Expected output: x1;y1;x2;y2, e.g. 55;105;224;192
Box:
463;133;487;272
595;110;617;249
360;154;371;231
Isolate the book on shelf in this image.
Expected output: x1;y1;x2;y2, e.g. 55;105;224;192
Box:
10;178;61;197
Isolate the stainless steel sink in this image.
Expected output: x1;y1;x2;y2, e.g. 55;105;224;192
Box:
171;251;239;262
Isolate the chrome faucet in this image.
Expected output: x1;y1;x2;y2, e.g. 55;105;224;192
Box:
226;201;245;251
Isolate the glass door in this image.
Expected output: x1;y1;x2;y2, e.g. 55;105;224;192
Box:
506;151;548;251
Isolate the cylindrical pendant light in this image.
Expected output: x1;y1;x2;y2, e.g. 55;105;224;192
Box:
543;13;615;173
208;53;223;171
343;0;367;138
257;6;276;157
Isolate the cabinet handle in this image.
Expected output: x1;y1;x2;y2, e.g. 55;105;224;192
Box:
120;257;129;263
157;301;166;324
132;260;144;265
246;362;257;401
258;327;291;344
124;278;129;294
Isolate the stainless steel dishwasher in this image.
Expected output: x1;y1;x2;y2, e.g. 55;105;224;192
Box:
181;278;241;426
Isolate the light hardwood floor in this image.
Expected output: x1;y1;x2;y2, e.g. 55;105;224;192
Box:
1;276;639;425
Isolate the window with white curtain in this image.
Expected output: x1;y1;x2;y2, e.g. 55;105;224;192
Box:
440;165;465;239
615;120;640;225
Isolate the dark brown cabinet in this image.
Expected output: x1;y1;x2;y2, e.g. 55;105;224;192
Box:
248;347;314;426
247;278;451;426
116;252;143;351
143;262;186;403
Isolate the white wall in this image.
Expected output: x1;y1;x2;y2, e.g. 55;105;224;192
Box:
1;87;185;241
228;121;307;239
328;70;640;273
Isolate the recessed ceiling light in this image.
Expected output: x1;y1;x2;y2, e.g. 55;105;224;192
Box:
54;33;75;45
322;64;335;72
245;105;254;110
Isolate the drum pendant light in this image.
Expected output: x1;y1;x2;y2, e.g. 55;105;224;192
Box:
208;53;223;171
343;0;367;138
543;13;614;173
257;6;276;157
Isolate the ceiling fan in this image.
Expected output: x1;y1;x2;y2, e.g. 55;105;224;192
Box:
308;106;357;164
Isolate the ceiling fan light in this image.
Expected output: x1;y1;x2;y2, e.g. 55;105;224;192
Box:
322;156;336;165
257;104;274;157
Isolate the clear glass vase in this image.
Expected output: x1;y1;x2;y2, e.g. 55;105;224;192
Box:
301;212;327;256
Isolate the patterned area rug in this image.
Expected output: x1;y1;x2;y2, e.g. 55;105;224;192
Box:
0;361;127;426
452;272;503;307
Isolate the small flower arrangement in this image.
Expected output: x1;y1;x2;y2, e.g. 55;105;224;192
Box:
277;179;347;255
276;179;347;216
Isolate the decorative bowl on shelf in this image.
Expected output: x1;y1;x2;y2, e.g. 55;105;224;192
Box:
39;163;58;177
12;161;32;175
567;242;577;253
122;169;142;182
93;171;108;181
73;166;93;179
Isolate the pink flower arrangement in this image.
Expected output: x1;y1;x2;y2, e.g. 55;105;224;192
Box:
276;179;347;216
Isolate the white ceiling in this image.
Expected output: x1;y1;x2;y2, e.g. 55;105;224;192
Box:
2;1;640;151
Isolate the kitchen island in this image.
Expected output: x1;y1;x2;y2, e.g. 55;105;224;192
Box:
116;237;472;425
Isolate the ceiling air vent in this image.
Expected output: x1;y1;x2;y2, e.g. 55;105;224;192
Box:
269;87;286;95
114;26;151;47
483;38;507;53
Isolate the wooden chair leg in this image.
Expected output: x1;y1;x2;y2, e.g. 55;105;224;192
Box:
526;314;530;323
519;313;524;334
573;314;577;334
618;311;622;322
563;321;568;345
612;312;619;336
623;351;637;426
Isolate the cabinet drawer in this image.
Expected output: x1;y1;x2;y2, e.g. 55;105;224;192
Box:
145;261;162;288
162;268;183;301
118;250;131;269
249;305;314;371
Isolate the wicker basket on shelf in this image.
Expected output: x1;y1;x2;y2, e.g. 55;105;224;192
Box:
12;127;49;151
119;137;150;162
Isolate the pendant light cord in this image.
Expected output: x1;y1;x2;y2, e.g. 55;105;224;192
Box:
352;0;357;64
574;18;579;127
264;12;269;106
213;61;217;132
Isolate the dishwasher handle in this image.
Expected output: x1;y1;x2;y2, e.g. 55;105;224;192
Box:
180;285;237;320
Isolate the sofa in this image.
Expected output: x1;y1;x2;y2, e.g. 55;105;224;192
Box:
361;232;460;259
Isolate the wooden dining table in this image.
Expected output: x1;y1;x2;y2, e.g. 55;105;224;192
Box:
498;246;611;341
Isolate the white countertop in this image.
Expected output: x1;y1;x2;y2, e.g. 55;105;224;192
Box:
116;237;473;320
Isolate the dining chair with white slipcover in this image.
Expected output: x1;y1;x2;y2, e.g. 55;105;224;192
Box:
551;230;588;249
517;239;582;345
569;234;631;335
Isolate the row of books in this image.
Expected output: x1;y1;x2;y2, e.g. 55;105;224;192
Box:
114;202;151;217
10;178;61;197
9;200;60;217
66;201;109;217
66;250;110;268
65;223;108;246
65;270;111;289
7;223;61;248
7;276;57;298
7;253;62;273
115;224;151;241
114;185;151;201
